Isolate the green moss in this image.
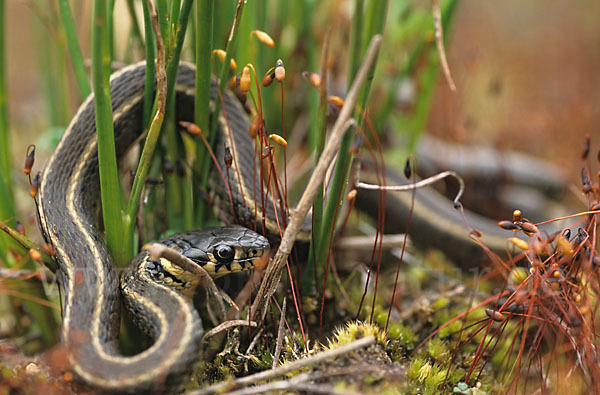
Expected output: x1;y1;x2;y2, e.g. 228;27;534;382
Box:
388;322;416;347
326;321;387;349
426;338;449;363
433;297;450;310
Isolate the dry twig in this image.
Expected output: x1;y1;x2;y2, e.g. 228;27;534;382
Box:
190;335;375;395
433;0;456;91
272;297;287;368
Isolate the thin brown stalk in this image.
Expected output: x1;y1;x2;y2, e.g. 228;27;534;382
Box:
272;297;287;368
433;0;456;91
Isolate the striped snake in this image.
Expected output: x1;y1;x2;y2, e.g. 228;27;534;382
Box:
37;62;273;393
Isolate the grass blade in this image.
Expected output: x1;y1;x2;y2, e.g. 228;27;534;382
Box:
92;0;126;266
125;0;167;239
197;0;246;226
58;0;90;99
194;0;214;226
141;0;156;130
314;0;387;281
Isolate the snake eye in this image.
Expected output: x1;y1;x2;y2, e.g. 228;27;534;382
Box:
214;245;235;263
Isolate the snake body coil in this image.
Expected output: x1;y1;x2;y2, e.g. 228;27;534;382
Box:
37;62;270;393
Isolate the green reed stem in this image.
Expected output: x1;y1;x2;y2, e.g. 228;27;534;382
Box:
165;0;193;108
126;0;145;52
348;0;364;84
125;85;165;242
108;0;115;62
92;0;127;265
197;0;245;225
0;221;56;271
355;0;388;116
142;0;156;130
172;0;194;230
58;0;90;99
303;30;331;295
162;0;193;231
156;0;169;52
314;0;387;272
194;0;214;226
169;0;182;49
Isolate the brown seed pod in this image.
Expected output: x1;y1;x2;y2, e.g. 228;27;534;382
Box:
261;146;272;159
240;66;251;93
302;71;321;87
327;95;345;110
347;189;357;200
213;49;226;63
509;237;528;251
229;58;237;71
30;172;40;198
29;248;42;263
268;134;288;147
512;209;522;223
179;120;202;136
24;145;35;176
519;221;539;235
224;146;232;168
498;220;519;230
556;235;574;258
404;159;412;179
229;74;238;90
552;269;562;279
213;49;236;71
485;309;505;322
249;114;261;138
261;71;275;87
274;59;285;82
470;229;483;238
251;30;275;47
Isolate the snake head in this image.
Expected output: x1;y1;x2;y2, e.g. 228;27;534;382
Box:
162;225;270;277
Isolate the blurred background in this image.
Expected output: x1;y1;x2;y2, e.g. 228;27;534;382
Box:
4;0;599;202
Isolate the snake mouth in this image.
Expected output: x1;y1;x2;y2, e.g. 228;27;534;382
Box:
201;256;265;277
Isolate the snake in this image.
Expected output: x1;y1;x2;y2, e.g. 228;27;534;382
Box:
36;62;273;393
35;61;566;393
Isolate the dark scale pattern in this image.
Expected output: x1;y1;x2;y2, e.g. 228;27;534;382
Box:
146;259;186;288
